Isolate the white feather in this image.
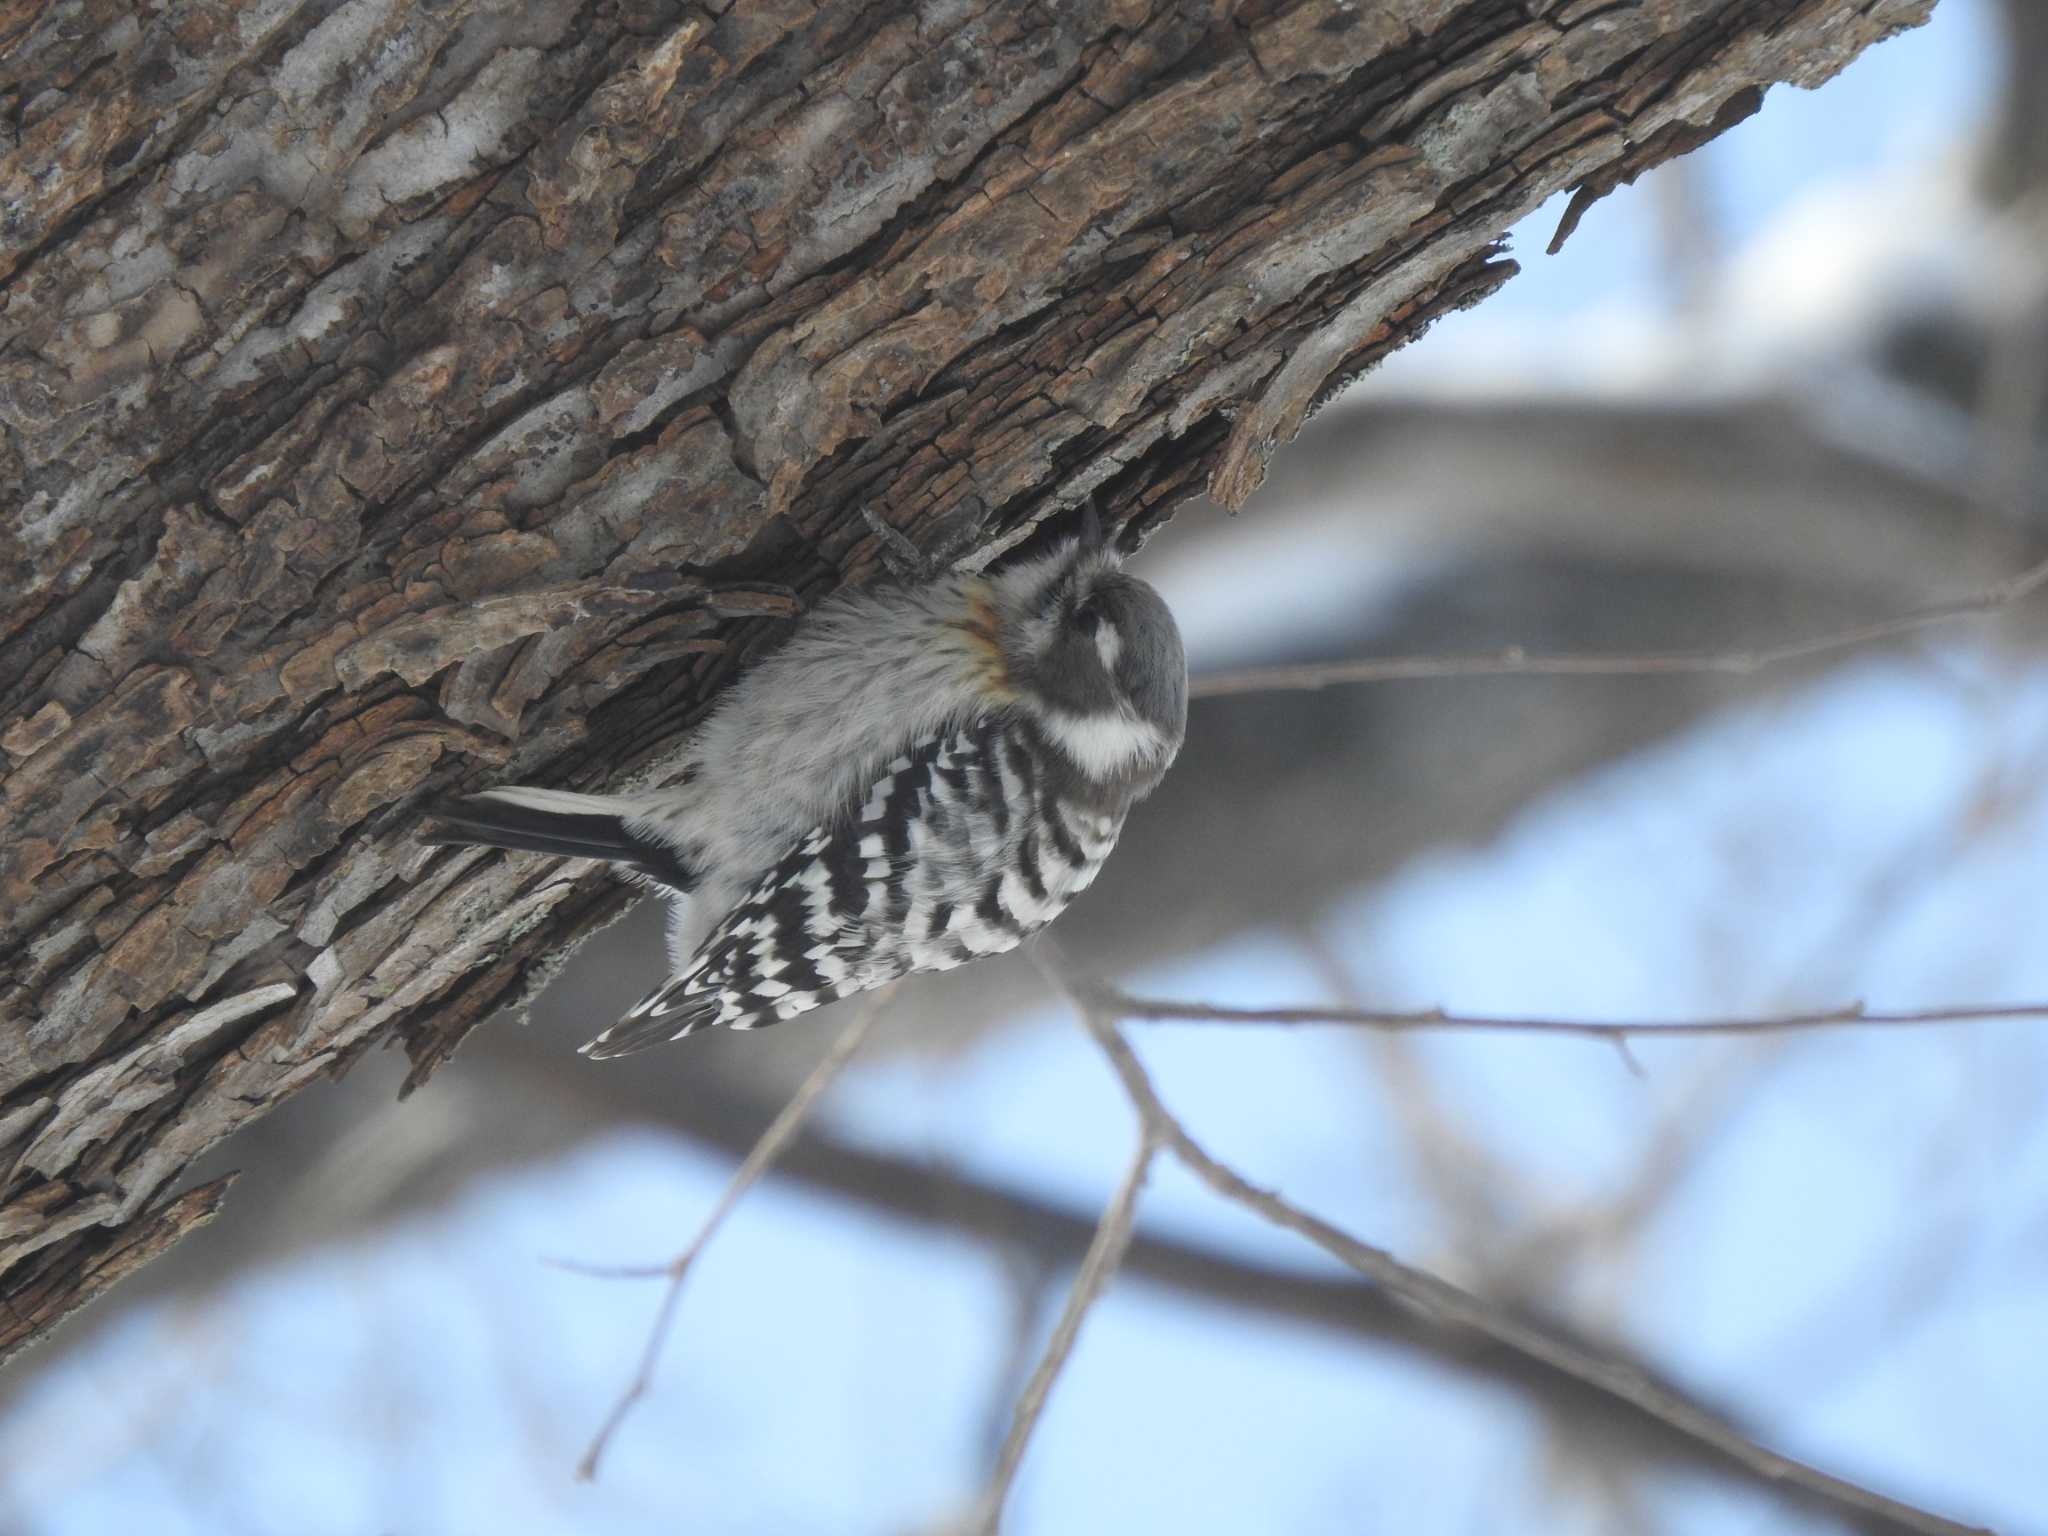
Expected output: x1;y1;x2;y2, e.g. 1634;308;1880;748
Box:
475;787;626;817
1041;710;1166;778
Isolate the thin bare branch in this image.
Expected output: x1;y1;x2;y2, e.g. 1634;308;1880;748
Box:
1094;984;2048;1042
1089;1010;1988;1536
572;991;889;1480
1188;552;2048;699
1023;947;1992;1536
973;1132;1157;1534
482;1021;1926;1516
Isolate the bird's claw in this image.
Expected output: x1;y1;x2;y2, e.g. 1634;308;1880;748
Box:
861;507;937;584
862;499;989;584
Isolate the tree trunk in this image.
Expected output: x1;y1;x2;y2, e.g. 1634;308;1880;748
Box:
0;0;1933;1359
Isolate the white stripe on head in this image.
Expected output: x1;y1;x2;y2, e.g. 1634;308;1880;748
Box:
1042;709;1165;779
1094;620;1122;675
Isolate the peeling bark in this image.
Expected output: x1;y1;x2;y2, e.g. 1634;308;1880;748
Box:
0;0;1933;1356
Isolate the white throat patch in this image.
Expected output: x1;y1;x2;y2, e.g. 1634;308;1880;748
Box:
1043;709;1164;778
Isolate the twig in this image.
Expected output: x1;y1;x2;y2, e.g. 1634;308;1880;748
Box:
1029;951;1991;1536
499;1026;1896;1504
975;1251;1062;1468
1187;553;2048;698
1088;1011;1989;1536
972;1132;1156;1534
569;991;888;1480
1093;984;2048;1042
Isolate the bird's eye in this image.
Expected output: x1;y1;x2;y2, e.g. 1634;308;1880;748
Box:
1071;594;1104;632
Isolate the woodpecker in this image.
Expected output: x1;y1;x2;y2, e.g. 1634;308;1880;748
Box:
419;514;1187;1058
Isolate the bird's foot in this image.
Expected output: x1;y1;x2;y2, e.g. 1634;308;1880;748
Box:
861;498;989;584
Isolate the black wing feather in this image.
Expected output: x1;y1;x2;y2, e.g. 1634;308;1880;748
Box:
579;983;720;1059
419;795;697;891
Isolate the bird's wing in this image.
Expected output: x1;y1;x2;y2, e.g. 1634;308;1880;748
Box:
580;715;1065;1058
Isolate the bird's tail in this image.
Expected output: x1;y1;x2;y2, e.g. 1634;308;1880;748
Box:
580;971;722;1059
419;788;697;891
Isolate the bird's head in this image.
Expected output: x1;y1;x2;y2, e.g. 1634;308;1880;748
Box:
988;512;1187;790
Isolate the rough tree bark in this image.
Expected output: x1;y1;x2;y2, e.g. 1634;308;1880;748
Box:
0;0;1933;1358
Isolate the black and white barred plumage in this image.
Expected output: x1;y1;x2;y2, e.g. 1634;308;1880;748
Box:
419;521;1186;1058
